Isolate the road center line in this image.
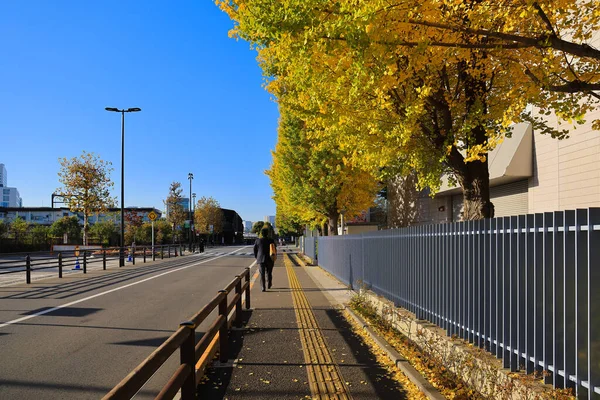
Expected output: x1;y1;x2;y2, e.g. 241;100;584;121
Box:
0;247;254;330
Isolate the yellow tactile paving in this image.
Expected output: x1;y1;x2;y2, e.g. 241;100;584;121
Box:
285;254;352;400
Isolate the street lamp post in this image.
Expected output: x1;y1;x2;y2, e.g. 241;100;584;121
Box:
192;192;196;251
188;173;194;252
105;107;141;266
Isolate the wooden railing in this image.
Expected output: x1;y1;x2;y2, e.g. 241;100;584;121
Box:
103;267;252;400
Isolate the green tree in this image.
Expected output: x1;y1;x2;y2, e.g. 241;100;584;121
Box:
261;222;276;239
49;216;82;244
165;182;186;242
124;211;144;245
56;151;115;245
154;219;174;244
0;220;8;238
275;208;303;237
267;112;378;234
31;225;49;246
135;223;152;245
251;221;265;234
10;218;29;244
89;220;117;246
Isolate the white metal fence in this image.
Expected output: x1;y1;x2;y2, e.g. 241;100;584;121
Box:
313;209;600;399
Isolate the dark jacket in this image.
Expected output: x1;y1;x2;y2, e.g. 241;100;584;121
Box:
254;237;275;264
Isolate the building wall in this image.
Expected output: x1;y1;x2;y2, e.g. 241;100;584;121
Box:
528;107;600;213
527;29;600;213
0;207;162;225
450;180;529;221
2;187;21;208
414;193;452;225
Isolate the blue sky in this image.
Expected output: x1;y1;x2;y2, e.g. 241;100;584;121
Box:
0;1;279;223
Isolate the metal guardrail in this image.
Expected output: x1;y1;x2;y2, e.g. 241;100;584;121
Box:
103;267;252;400
0;244;186;284
315;208;600;398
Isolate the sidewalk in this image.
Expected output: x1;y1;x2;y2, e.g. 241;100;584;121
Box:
197;247;414;399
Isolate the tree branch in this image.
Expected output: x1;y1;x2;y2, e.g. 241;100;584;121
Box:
406;19;600;60
523;68;600;94
321;35;533;50
531;3;556;34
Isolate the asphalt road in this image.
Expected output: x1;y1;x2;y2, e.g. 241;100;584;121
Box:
0;246;257;399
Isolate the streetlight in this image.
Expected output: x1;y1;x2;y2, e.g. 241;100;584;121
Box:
188;173;193;252
192;192;196;251
105;107;142;266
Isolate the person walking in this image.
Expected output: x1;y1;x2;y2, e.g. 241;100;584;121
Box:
254;227;276;292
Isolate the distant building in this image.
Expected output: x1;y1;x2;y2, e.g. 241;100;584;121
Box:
0;164;22;208
0;207;162;226
0;164;6;187
264;215;275;228
180;198;190;212
1;187;22;208
220;208;243;244
166;197;190;218
244;220;253;232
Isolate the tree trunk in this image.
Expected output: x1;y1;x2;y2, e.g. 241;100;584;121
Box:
387;173;418;228
458;159;495;220
327;214;339;236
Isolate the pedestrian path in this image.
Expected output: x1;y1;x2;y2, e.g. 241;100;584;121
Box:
197;248;413;399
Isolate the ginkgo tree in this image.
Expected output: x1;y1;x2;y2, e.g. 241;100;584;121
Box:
268;110;379;234
217;0;600;220
369;0;600;125
56;151;115;245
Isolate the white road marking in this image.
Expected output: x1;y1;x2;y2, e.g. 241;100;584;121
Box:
0;247;254;330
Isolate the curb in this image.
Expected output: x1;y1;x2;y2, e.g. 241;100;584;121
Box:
344;306;445;400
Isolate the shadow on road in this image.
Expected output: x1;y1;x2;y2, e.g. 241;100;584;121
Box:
22;307;102;317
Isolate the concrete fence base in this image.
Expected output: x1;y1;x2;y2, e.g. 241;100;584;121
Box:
356;288;569;400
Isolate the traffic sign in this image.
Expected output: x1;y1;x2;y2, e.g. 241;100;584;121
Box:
148;211;158;221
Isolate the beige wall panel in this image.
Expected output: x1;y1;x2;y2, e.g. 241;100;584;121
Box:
529;98;600;213
558;182;600;194
559;147;598;163
559;163;600;178
535;165;559;175
559;169;600;182
559;138;600;155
